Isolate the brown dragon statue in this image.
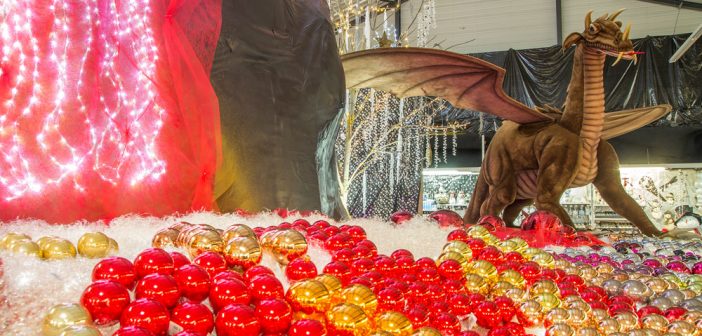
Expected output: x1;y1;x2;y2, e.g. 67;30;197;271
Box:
341;9;673;236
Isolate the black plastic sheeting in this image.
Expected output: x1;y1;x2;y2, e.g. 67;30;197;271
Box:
210;0;345;214
446;34;702;136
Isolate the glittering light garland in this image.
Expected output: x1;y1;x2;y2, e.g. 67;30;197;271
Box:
0;1;165;201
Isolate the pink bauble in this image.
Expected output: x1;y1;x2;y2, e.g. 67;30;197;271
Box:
429;210;464;228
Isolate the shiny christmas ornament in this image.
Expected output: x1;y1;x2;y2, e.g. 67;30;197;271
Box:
336;284;378;317
567;308;588;327
465;273;489;295
492;281;516;296
286;279;331;314
42;238;77;260
533;293;561;312
91;257;137;290
375;311;413;336
437;251;469;272
432;312;461;335
661;290;686;305
9;239;41;257
518;300;543;327
377;287;405;313
437;259;463;280
112;326;154;336
622;280;651;302
497;240;519;253
187;229;223;258
268;229;308;265
151;228;179;248
42;303;93;336
500;269;527;289
544;308;570;327
289;319;327;336
315;274;343;296
133;248;174;277
532;252;556;268
531;280;559;296
324;261;353;285
222;224;256;242
173;264;210;302
249;273;286;302
442;240;473;261
575;328;600;336
120;298;170;336
56;325;101;336
591;309;610;322
135;273;180;308
666;320;696;335
546;323;575;336
221;236;261;270
170;251;190;269
598;318;621;334
80;280;130;325
213;270;245;284
614;311;639;332
209;278;250;311
447;229;469;243
642;314;670;333
429;209;464;228
256;298;293;334
405;305;431;328
325;303;373;336
603;279;623;296
467;225;491;239
506;288;529;303
647;278;670;294
193;251;227;277
391;211;414;225
0;232;31;250
172;301;214;335
411;327;442;336
215;303;261;336
470;260;498;281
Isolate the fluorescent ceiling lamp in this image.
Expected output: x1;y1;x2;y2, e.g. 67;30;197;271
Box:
670;23;702;63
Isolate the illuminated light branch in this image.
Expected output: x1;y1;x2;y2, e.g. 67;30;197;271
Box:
0;0;167;201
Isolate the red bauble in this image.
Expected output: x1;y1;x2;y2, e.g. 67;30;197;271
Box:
432;312;461;335
374;255;398;277
210;278;251;311
666;261;690;274
133;248;174;278
193;252;227;278
447;229;469;243
438;259;464;280
292;219;311;228
285;257;318;282
495;296;516;323
351;245;372;259
560;274;585;290
415;257;437;269
174;264;211;302
477;215;505;231
112;326;154;336
322;225;341;237
407;281;430;305
248;274;285;302
417;267;441;285
120;298;170;336
637;306;663;318
467;293;486;311
377;287;405;313
448;293;471;318
443;279;467;295
395;256;417;274
213;270;245;284
429;301;451;319
474;301;502;329
324;232;353;251
135;273;180;308
255;298;293;334
323;261;352;285
505;322;527;336
540;269;558;282
429;210;464;228
504;252;524;262
215;304;261;336
427;284;446;302
663;307;687;321
405;305;430;328
333;248;355;263
245;265;275;282
80;280;131;325
91;257;137;290
172;301;215;334
349;276;374;289
390;210;414;225
350;257;375;275
466;238;486;255
391;249;414;260
278;222;293;230
579;289;601;305
479;246;504;264
518;262;542;282
170;251;191;269
288;319;327;336
312;220;331;230
520;211;561;232
346;226;367;243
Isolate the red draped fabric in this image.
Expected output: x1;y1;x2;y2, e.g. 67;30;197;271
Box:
0;0;222;223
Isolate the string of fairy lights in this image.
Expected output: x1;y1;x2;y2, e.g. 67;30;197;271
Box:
0;0;166;201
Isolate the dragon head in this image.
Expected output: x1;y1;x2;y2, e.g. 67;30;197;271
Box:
563;9;637;65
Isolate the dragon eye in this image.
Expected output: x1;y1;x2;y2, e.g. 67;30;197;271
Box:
588;24;600;34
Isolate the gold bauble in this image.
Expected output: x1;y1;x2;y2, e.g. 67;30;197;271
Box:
483;234;500;245
469;260;497;282
287;280;331;313
107;238;118;255
545;308;571;327
187;229;223;258
666;321;696;336
612;273;630;282
531;280;559;296
437;251;469;272
534;293;561;312
567;308;587;327
259;230;280;249
506;288;528;303
547;323;575;336
591;276;607;287
0;232;31;250
371;331;395;336
336;284;378;317
599;318;621;334
591;309;610;323
579;266;597;282
497;240;519;253
576;327;600;336
270;229;308;265
175;225;200;247
492;281;516;296
464;273;489;295
519;300;544;325
466;225;490;238
532;252;556;268
36;236;59;250
42;238;77;260
42;303;93;336
223;236;262;269
11;240;41;257
292;311;326;323
375;311;413;336
506;237;528;252
596;263;615;274
565;300;591;314
641;314;669;333
564;265;582;276
660;274;684;289
325;303;372;336
614;311;639;332
222;224;256;242
442;241;473;261
500;269;526;289
57;325;101;336
686;275;702;285
687;283;702;295
681;311;702;323
151;228;179;248
168;221;191;231
523;247;542;260
77;232;111;258
555;259;572;269
315;274;343;296
412;327;443;336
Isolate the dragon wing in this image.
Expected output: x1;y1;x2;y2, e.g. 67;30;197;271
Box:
342;47;552;124
602;104;672;140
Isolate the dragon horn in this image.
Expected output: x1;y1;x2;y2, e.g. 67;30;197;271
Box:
623;23;631;40
597;13;608;21
608;8;625;21
585;10;593;29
